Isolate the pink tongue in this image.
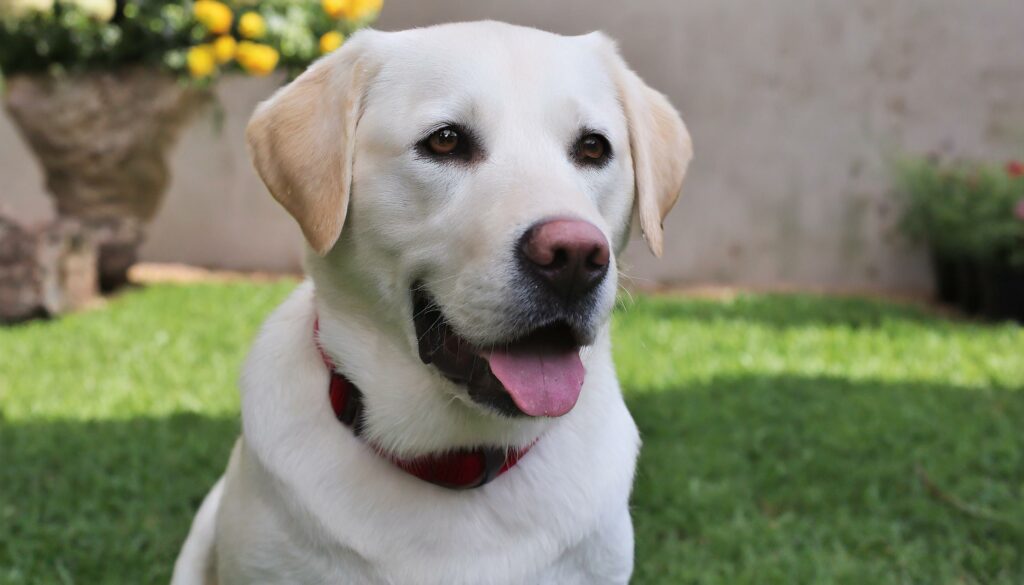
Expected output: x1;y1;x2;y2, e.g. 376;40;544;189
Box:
484;346;585;417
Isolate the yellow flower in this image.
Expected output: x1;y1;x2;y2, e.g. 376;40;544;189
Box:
348;0;382;20
193;0;233;35
323;0;381;20
212;35;236;64
187;44;217;79
321;0;348;19
319;31;345;54
238;12;266;39
236;41;279;76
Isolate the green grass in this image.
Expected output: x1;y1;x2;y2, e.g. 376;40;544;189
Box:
1;283;1023;584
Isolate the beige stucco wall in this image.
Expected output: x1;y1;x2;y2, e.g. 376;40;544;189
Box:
3;0;1023;291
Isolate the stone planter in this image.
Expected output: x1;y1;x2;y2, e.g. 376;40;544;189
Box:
0;215;98;323
928;246;1024;324
4;68;208;291
979;260;1024;323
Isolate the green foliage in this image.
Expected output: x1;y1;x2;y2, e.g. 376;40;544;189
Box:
0;0;376;79
894;157;1024;266
1;284;1023;583
0;1;199;76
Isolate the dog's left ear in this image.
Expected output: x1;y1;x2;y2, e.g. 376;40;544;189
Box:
246;34;374;255
594;34;693;257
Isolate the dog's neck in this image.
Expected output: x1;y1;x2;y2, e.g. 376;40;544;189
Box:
306;253;558;460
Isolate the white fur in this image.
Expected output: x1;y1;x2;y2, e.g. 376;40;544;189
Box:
171;21;692;584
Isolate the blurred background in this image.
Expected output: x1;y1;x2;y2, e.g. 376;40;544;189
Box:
1;1;1022;584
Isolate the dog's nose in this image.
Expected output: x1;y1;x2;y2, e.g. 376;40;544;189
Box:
518;219;610;301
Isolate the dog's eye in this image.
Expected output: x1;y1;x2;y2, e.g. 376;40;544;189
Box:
418;125;479;163
428;127;460;155
573;133;611;166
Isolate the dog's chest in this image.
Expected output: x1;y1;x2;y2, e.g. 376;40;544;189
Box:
216;431;637;585
220;515;630;585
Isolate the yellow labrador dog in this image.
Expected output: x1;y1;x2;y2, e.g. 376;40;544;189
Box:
172;21;691;585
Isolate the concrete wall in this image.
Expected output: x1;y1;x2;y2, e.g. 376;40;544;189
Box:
3;0;1023;291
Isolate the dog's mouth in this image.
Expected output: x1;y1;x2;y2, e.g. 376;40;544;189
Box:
411;285;586;418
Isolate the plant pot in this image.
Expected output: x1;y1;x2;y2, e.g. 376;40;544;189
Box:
980;261;1024;323
3;68;208;291
954;258;984;316
929;251;960;305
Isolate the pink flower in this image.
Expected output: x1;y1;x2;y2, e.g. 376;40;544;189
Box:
1007;160;1024;178
1015;198;1024;221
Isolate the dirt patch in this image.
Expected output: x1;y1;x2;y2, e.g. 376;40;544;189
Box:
633;282;959;318
128;263;300;284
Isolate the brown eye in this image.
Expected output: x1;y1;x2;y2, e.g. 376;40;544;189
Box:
428;127;460;155
574;133;611;166
418;124;480;164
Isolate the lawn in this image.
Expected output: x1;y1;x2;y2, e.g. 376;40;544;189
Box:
1;282;1022;584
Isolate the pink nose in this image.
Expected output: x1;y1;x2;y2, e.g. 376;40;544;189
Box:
518;219;610;301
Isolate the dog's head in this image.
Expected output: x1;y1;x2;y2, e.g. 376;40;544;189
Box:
247;22;692;419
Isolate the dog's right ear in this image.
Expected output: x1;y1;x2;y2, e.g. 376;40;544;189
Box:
591;33;693;258
246;36;373;255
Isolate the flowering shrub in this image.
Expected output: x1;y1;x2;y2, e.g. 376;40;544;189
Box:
0;0;381;80
896;157;1024;267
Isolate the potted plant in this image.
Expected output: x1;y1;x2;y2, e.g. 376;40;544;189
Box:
895;157;1024;321
979;162;1024;321
0;0;381;291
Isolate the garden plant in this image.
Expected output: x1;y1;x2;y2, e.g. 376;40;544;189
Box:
896;157;1024;321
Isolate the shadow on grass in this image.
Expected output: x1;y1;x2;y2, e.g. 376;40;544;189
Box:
2;374;1022;584
627;374;1024;585
616;293;953;330
0;413;238;585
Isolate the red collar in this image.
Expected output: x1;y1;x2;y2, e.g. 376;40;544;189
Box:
314;320;532;490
